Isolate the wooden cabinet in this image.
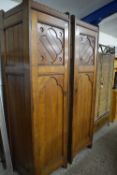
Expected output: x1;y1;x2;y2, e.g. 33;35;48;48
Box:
68;16;98;161
111;89;117;122
95;48;114;131
110;58;117;122
0;1;70;175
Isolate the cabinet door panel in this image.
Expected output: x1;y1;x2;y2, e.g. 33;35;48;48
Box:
73;73;94;154
95;54;114;120
71;17;98;159
31;10;69;175
34;75;64;169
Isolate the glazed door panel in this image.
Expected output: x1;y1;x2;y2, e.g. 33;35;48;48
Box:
71;17;98;158
31;10;69;175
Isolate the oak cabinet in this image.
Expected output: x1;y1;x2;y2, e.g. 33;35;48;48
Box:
68;16;98;161
0;1;69;175
0;0;99;173
111;89;117;122
110;58;117;122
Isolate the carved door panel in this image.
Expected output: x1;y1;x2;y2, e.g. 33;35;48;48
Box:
71;17;98;158
73;73;94;154
31;11;69;175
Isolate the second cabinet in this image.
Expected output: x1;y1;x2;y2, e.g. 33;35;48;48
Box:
69;16;98;161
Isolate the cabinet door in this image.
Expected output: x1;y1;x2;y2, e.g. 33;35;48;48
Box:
31;11;69;175
95;54;114;121
72;18;98;158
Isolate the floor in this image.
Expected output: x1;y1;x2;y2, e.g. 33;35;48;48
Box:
0;163;14;175
1;122;117;175
52;122;117;175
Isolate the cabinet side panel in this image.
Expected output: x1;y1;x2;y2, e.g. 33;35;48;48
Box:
5;23;23;66
2;16;34;175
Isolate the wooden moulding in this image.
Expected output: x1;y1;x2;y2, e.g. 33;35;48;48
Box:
4;4;23;18
31;1;69;21
76;19;98;32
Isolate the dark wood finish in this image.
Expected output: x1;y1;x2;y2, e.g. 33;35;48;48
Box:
0;4;34;175
69;16;98;161
0;10;13;173
0;1;70;175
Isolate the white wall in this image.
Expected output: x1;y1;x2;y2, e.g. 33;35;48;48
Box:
0;0;19;12
99;31;117;47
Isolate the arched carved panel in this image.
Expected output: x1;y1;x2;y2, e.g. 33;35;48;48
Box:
73;73;94;154
79;34;95;65
34;75;65;170
37;23;64;65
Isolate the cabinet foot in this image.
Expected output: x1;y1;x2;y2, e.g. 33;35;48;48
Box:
62;162;68;168
87;144;92;149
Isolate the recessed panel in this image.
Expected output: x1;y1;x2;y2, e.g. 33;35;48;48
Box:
34;75;64;171
5;23;23;66
73;73;94;154
79;34;95;66
37;23;64;65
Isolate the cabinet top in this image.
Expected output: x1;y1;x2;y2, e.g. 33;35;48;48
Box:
1;1;69;22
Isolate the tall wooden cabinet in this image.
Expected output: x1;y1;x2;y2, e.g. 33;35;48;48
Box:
95;46;114;130
69;16;98;161
111;58;117;122
0;1;70;175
